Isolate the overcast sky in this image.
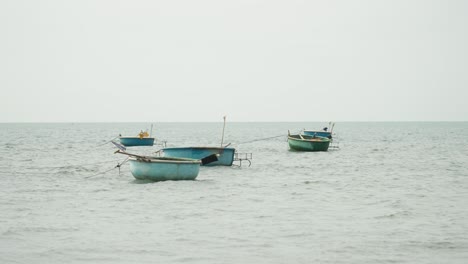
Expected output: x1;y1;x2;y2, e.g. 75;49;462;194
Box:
1;0;467;122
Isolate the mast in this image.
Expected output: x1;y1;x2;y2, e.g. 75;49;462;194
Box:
220;116;226;147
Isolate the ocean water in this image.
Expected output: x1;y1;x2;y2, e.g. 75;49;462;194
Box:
0;122;467;264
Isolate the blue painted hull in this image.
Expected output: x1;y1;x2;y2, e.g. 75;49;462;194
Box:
119;137;155;146
129;157;200;181
302;130;332;139
161;147;235;166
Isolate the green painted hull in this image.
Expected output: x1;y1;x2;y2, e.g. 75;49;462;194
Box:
288;135;330;152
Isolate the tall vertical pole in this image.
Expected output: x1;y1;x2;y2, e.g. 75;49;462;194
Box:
221;116;226;148
150;124;153;137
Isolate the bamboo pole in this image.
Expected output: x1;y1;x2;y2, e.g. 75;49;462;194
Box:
221;116;226;148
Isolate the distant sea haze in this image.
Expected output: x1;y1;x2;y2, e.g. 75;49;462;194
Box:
1;122;467;264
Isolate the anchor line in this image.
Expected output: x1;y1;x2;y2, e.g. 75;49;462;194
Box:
115;157;130;174
236;130;303;145
236;134;286;145
85;166;117;179
85;157;129;179
71;159;125;167
95;135;120;147
35;159;126;169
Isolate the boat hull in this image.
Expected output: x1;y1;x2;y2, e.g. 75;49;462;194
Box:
119;137;155;147
288;135;330;152
129;157;200;181
302;130;332;139
161;147;235;166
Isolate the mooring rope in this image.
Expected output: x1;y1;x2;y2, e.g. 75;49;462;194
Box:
75;159;124;167
236;134;285;145
85;157;129;179
84;167;117;179
236;130;302;145
95;135;120;147
35;159;125;169
7;158;129;177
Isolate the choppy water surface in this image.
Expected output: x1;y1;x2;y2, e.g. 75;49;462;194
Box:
0;122;467;264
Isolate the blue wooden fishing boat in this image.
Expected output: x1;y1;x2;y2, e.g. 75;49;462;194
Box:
303;122;335;139
119;137;155;147
158;117;236;166
161;147;236;166
288;134;331;152
119;127;155;147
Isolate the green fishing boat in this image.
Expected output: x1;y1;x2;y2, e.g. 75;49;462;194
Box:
287;133;331;152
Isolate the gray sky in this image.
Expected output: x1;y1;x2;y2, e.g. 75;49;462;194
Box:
1;0;467;122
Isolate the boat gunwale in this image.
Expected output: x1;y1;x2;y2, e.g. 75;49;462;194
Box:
302;130;331;133
162;146;235;151
119;137;155;140
288;134;331;143
129;157;201;164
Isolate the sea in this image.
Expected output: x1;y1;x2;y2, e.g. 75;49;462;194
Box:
0;122;467;264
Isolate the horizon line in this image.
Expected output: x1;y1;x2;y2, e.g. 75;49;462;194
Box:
0;120;467;124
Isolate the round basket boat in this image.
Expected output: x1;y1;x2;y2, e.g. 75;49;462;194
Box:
129;157;201;181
